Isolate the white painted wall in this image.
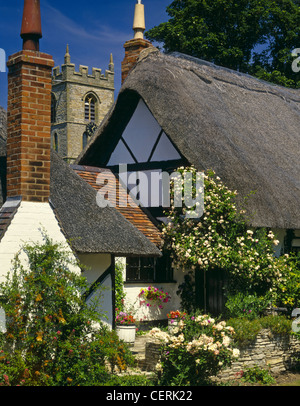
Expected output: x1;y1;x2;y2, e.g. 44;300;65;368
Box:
0;201;114;327
108;99;181;166
116;257;185;322
78;253;113;327
0;200;80;282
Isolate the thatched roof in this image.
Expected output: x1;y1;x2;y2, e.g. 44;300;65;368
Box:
77;52;300;230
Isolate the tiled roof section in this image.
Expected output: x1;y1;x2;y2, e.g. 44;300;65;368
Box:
71;165;162;248
0;197;21;242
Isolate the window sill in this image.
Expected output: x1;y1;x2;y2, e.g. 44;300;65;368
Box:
125;280;177;285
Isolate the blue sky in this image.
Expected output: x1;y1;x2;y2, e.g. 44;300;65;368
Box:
0;0;170;108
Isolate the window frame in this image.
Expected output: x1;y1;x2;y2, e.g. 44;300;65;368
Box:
84;94;96;122
125;255;174;283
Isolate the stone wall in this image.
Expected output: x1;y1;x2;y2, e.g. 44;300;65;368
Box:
51;59;114;161
218;329;300;381
144;329;300;380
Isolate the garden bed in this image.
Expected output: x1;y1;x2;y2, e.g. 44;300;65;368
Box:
143;324;300;384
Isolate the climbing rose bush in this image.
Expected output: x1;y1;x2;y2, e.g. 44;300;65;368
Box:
150;313;239;385
162;167;300;310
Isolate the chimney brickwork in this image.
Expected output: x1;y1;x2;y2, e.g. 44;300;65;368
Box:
121;38;152;84
6;50;54;202
121;1;154;84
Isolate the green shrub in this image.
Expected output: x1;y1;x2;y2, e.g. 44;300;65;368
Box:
225;292;270;320
260;315;292;336
241;365;276;385
228;315;292;348
0;235;135;386
228;317;262;348
115;261;126;312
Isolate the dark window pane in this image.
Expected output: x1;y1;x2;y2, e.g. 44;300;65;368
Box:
126;267;139;281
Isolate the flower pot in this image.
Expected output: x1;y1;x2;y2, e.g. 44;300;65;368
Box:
168;319;179;334
116;324;136;346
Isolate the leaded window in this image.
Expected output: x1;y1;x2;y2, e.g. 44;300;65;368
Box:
84;95;96;122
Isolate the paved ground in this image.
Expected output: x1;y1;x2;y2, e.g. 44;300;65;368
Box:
129;334;150;369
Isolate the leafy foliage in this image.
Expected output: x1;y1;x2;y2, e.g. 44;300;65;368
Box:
146;0;300;88
240;365;276;385
228;315;292;348
0;236;135;386
225;292;271;319
115;261;126;312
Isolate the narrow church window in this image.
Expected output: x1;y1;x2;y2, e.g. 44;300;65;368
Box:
84;95;96;122
82;132;88;149
53;133;58;152
51;94;56;123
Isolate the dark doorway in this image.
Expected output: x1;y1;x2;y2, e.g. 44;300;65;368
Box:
195;268;228;316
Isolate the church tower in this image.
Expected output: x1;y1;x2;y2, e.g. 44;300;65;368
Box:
51;47;114;161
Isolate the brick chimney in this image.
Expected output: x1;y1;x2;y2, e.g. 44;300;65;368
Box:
121;0;154;84
6;0;54;202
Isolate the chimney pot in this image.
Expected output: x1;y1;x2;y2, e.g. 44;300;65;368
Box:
20;0;42;51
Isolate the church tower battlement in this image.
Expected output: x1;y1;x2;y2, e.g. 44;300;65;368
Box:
51;46;114;161
52;46;114;87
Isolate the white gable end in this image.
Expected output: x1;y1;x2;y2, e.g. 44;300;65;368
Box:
0;201;80;282
107;99;181;166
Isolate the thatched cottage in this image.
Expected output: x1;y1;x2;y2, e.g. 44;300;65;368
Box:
77;44;300;314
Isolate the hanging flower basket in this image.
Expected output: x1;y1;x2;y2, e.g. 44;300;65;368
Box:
139;286;171;309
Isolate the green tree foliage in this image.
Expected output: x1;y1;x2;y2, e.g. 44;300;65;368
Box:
146;0;300;87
